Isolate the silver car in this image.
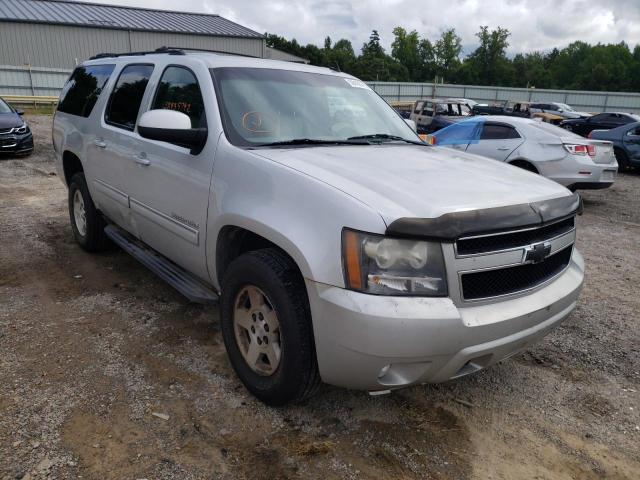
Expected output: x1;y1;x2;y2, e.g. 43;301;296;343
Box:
529;102;592;120
53;49;584;405
432;116;618;190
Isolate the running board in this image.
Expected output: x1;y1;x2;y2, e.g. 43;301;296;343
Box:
104;225;219;305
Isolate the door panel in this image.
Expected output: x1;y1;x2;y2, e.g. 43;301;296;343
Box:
124;64;215;281
95;63;155;234
465;123;524;161
623;127;640;159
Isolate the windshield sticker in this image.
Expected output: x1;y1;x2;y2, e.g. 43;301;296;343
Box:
344;78;370;89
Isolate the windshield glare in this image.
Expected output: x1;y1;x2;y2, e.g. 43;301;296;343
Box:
0;99;12;114
211;67;418;147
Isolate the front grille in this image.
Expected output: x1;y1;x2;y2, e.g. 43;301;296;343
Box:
460;246;573;300
456;217;575;256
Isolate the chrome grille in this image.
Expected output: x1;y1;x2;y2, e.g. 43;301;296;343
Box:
452;216;576;302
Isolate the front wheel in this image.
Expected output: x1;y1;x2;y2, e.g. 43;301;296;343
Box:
220;248;320;405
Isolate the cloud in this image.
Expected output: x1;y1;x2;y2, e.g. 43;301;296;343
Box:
69;0;640;55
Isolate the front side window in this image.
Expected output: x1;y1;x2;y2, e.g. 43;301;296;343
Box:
211;68;418;147
58;64;115;118
105;64;154;131
414;101;424;114
152;66;205;128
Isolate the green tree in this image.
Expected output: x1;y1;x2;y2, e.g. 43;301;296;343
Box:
391;27;421;80
462;26;512;85
433;28;462;81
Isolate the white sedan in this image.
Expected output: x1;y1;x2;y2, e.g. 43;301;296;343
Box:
430;116;618;190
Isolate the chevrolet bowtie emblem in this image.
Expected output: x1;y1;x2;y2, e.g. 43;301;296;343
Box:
524;242;552;264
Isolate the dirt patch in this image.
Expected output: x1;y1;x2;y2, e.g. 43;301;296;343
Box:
1;115;639;479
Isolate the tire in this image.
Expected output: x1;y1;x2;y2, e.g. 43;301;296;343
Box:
68;172;111;252
220;248;321;405
614;148;631;172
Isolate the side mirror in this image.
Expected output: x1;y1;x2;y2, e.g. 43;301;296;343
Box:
138;109;207;154
404;119;417;132
16;109;24;116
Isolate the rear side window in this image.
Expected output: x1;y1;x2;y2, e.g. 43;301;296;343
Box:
152;66;205;128
481;124;521;140
105;64;154;131
57;64;115;118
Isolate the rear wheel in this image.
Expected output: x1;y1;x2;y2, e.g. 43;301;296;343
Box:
220;248;320;405
68;172;111;252
614;148;631;172
510;160;538;174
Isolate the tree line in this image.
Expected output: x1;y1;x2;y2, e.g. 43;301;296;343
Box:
266;27;640;92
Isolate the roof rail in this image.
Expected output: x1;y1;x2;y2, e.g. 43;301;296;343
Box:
89;46;185;60
160;46;260;58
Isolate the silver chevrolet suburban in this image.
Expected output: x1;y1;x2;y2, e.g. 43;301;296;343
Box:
53;48;585;405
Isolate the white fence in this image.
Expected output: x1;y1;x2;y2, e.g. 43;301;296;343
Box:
2;64;640;114
367;81;640;114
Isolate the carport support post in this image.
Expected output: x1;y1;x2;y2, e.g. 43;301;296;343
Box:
27;63;35;99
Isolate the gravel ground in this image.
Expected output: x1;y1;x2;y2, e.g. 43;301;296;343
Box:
1;115;639;480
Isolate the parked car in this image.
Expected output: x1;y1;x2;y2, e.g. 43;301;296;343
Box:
389;101;414;119
590;121;640;171
0;96;34;156
410;98;472;133
429;116;618;190
53;49;584;405
560;112;640;137
529;102;591;119
473;100;531;118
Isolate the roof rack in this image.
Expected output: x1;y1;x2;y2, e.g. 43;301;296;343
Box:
90;46;184;60
161;46;260;58
89;46;260;61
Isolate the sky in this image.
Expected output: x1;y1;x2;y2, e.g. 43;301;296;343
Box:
70;0;640;55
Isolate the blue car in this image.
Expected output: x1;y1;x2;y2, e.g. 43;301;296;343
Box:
591;122;640;171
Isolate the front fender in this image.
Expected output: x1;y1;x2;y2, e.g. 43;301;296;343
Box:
206;139;386;291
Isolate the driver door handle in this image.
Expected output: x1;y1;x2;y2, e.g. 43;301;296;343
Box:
94;139;106;149
133;153;150;166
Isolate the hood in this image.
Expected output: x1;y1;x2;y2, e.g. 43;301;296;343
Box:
251;144;570;225
0;112;23;129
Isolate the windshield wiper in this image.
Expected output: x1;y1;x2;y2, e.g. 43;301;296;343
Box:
254;138;369;147
347;134;424;145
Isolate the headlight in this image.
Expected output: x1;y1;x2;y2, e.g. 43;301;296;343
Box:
11;124;29;134
342;229;448;296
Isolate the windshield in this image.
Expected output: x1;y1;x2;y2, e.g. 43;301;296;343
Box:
211;67;419;147
558;103;574;111
0;98;12;114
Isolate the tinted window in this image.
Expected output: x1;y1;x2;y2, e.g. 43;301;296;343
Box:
152;67;205;128
481;124;520;140
627;127;640;136
57;64;115;117
105;64;154;131
0;98;12;113
590;113;608;122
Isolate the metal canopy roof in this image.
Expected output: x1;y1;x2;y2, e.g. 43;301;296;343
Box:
0;0;264;38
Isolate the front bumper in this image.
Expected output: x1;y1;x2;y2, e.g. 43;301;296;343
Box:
0;132;34;155
307;249;584;391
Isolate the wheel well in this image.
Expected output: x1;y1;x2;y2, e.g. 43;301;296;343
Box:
63;151;83;185
509;159;539;174
613;146;628;158
216;226;298;285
